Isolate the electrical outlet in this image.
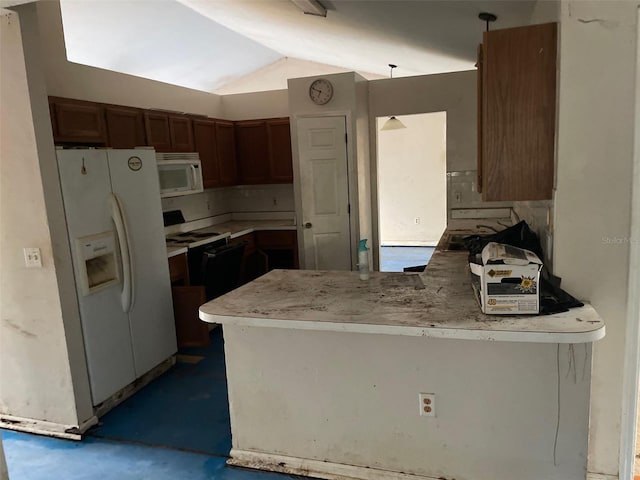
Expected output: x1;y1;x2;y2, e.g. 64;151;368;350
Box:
419;393;435;417
23;247;42;268
414;217;420;225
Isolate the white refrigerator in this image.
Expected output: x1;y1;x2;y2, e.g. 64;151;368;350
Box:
57;149;177;406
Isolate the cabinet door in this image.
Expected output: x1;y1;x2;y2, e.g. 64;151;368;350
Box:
48;100;57;138
215;120;237;186
267;118;293;183
192;119;220;189
51;97;107;144
482;22;557;201
144;111;172;152
169;115;194;152
476;44;483;194
171;286;209;347
229;233;264;284
235;120;270;184
255;230;298;269
105;106;146;148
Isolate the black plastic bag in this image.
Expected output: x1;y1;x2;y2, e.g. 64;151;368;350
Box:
463;220;544;260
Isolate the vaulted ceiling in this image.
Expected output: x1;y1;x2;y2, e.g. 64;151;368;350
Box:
56;0;537;95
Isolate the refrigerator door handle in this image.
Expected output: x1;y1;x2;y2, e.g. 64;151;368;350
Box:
190;164;198;188
110;193;135;313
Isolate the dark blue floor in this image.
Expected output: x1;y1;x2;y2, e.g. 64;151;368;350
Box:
2;328;297;480
91;328;232;456
379;246;435;272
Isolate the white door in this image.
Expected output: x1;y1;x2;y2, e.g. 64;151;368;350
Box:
57;150;136;405
107;150;177;378
297;116;352;270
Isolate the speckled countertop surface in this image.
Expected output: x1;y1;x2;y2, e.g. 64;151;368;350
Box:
207;219;296;239
200;246;605;343
165;219;295;257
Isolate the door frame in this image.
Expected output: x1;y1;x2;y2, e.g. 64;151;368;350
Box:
290;111;359;270
620;7;640;480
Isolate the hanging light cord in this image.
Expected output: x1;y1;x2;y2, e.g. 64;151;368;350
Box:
388;64;397;79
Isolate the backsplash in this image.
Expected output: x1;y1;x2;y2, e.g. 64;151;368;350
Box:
228;184;295;213
446;170;514;214
161;184;295;222
512;200;554;272
161;188;230;222
447;170;555;270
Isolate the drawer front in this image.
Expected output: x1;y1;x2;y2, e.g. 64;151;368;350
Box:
255;230;296;249
230;232;256;255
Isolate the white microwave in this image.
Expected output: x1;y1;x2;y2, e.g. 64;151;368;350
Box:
156;152;204;198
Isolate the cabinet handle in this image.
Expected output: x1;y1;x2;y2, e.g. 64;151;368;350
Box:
304;222;313;229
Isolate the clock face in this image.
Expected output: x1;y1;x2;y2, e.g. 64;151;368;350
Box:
309;79;334;105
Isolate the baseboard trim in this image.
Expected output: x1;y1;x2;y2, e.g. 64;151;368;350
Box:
0;414;93;440
94;356;176;418
587;473;618;480
228;449;443;480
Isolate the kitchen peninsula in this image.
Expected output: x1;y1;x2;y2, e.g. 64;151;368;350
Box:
200;243;605;480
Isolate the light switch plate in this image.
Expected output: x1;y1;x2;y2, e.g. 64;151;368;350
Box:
24;247;42;268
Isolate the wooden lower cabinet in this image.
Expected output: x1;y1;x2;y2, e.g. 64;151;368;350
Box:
256;230;299;271
229;233;267;285
168;253;209;347
230;230;299;285
171;286;208;348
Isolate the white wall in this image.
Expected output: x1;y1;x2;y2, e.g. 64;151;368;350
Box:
288;72;365;270
377;112;447;246
221;89;289;121
553;0;640;476
225;325;592;480
35;0;222;116
0;7;89;428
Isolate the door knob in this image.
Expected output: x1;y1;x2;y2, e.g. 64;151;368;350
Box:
304;222;313;229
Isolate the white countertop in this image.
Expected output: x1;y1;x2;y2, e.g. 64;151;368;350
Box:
166;245;188;258
165;218;296;257
199;249;605;344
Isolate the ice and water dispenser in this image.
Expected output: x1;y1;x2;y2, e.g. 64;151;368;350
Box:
75;231;119;295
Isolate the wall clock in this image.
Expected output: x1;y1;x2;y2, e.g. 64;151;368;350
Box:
309;78;334;105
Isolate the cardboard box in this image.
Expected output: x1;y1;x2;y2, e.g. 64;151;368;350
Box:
469;242;543;315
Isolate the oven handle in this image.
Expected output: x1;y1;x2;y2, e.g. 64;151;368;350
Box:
110;193;135;313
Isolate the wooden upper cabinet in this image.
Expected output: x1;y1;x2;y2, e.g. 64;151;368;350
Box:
215;120;237;186
266;118;293;183
192;118;220;189
235;120;270;184
50;97;107;144
144;111;172;152
481;22;557;201
105;106;146;148
169;115;194;152
48;100;58;138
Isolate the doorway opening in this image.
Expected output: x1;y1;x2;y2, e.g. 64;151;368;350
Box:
376;112;447;272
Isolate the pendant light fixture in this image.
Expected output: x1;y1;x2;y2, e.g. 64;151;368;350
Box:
381;64;406;131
